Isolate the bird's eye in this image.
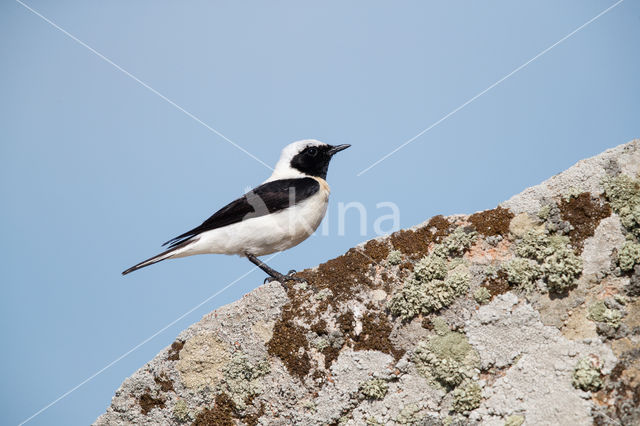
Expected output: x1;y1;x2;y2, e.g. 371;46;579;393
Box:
307;148;318;157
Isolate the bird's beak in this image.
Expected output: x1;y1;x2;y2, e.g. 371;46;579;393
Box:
328;144;351;156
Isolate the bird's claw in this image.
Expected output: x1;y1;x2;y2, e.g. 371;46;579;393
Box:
263;272;306;286
285;270;308;284
286;274;307;283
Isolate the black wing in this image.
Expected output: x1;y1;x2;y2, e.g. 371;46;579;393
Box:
163;177;320;248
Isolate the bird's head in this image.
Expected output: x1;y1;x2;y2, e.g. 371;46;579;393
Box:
270;139;350;181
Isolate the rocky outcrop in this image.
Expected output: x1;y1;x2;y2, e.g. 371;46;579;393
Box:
96;140;640;425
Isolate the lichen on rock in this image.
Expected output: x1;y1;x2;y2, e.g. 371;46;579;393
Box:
388;260;470;320
219;352;270;410
504;414;525;426
587;300;622;328
359;378;389;400
541;239;583;293
473;287;491;304
452;379;482;413
175;332;231;390
572;355;603;392
618;239;640;272
413;253;448;282
503;257;542;291
413;322;480;390
388;228;473;320
435;226;478;257
95;140;640;426
603;173;640;236
512;230;582;293
387;249;403;265
172;399;192;423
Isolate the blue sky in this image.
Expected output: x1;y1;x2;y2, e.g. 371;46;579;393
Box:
1;1;639;424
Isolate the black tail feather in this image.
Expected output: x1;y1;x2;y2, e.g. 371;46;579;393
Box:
162;229;200;249
122;239;194;275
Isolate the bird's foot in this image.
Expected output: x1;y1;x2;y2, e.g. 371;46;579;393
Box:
286;270;308;283
263;270;307;287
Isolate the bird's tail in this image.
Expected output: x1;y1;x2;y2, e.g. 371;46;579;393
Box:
122;238;196;275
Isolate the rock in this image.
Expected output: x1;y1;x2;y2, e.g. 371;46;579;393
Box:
96;140;640;426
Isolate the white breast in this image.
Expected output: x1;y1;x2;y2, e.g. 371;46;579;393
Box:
178;179;330;257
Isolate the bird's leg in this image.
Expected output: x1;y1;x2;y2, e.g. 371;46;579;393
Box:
244;252;306;287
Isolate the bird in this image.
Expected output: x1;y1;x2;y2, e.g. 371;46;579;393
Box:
122;140;350;284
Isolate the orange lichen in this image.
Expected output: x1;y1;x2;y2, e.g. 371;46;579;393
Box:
468;206;514;237
389;215;452;258
267;305;312;379
138;389;165;415
481;270;510;297
558;192;611;253
167;340;184;361
422;317;434;330
244;402;266;426
192;393;235;426
353;312;405;360
296;247;376;301
592;351;640;424
466;239;512;262
337;311;355;335
154;373;174;393
363;239;391;263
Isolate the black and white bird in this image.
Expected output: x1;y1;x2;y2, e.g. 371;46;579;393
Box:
122;140;350;283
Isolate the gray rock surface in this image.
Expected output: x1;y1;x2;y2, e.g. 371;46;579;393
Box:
96;140;640;426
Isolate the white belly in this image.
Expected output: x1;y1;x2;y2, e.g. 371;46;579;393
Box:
178;186;329;257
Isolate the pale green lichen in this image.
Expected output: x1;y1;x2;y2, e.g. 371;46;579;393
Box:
601;308;623;327
614;294;628;305
431;317;451;336
220;352;270;410
504;258;542;291
388;227;475;320
572;356;603;392
413;253;448;281
389;262;469;320
338;415;350;425
504;415;525;426
603;174;640;236
618;240;640;272
395;403;421;424
294;281;308;291
473;287;491;304
563;186;583;201
512;230;582;293
452;379;482;412
484;264;499;278
359;378;389;400
435;227;478;257
312;336;330;351
542;240;583;293
314;288;333;300
417;350;466;388
515;230;551;261
588;300;622;328
413;328;479;388
173;399;193;423
537;204;551;221
301;400;316;411
387;249;403;265
445;267;471;293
